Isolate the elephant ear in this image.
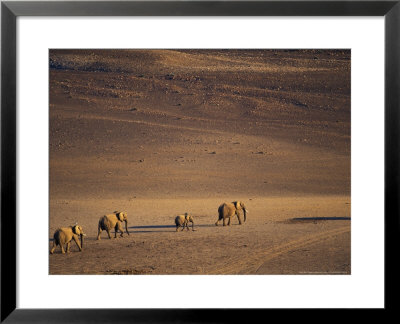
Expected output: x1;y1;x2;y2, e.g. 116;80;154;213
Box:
72;225;80;235
234;201;240;209
116;212;124;221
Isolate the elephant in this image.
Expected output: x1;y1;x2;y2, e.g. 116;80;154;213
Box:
97;211;129;240
175;213;194;231
215;201;248;226
50;224;86;254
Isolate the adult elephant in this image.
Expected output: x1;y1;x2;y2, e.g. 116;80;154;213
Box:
215;201;248;226
97;211;130;240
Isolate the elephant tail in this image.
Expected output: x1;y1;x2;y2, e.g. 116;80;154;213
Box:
217;205;224;220
98;219;103;232
53;230;60;246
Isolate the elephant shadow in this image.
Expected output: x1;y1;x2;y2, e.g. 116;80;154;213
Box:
288;216;350;223
129;225;176;233
129;223;215;233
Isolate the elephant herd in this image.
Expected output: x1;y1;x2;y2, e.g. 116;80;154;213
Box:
50;201;248;254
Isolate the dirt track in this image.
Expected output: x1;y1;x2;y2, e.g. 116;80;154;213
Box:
49;50;350;275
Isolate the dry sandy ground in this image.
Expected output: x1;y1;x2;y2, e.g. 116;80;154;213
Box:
49;50;350;275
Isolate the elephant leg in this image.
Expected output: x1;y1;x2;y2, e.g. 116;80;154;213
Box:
236;213;242;225
66;242;70;253
97;227;102;240
223;218;226;226
228;217;231;226
176;225;179;232
73;236;82;251
215;219;219;226
60;243;65;254
50;241;56;254
106;229;112;239
117;224;124;237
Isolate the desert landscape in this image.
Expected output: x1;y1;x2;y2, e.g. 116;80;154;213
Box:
49;49;350;275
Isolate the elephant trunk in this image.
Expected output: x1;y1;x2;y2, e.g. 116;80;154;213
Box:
243;209;247;223
80;234;84;248
191;221;194;231
125;220;130;235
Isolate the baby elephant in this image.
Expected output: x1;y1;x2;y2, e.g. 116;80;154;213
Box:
50;224;86;254
97;211;129;240
175;213;194;231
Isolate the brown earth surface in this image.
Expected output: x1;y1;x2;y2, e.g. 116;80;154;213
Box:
49;49;351;275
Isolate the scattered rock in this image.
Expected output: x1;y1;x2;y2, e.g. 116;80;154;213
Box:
292;100;308;108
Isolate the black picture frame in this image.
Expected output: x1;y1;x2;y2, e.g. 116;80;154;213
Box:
1;0;399;322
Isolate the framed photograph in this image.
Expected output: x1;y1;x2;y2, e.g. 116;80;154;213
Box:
1;0;399;322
